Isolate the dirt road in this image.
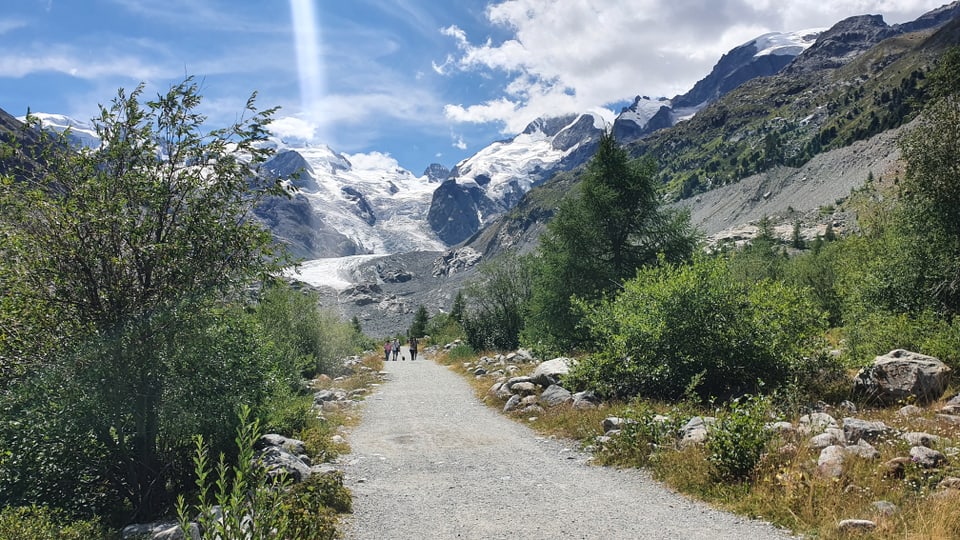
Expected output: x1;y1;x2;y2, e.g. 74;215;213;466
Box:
340;352;795;539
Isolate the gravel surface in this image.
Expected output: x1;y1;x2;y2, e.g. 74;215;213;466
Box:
340;352;796;539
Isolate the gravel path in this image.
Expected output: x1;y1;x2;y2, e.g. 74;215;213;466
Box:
340;351;796;539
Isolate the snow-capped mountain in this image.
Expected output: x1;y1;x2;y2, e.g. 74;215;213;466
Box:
613;29;823;143
255;142;446;259
427;112;606;245
17;112;100;149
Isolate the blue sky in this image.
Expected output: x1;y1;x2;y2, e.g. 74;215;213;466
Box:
0;0;949;174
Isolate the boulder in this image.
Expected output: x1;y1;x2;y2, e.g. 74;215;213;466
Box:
853;349;951;405
837;520;876;533
883;457;913;478
845;439;880;459
809;431;842;450
798;412;838;435
520;395;539;406
817;445;845;477
938;477;960;490
503;394;521;413
910;446;946;468
258;446;312;483
258;434;307;456
872;500;898;517
530;357;575;387
511;382;538;396
902;432;940;448
541;385;574;407
897;404;924;417
505;376;534;390
681;416;715;447
842;417;892;444
572;390;599;410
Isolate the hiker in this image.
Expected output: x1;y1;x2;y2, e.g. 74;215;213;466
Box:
409;336;418;361
384;340;392;362
393;338;401;361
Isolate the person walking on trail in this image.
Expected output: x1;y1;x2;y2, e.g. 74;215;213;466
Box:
409;336;418;361
393;338;401;361
384;340;392;363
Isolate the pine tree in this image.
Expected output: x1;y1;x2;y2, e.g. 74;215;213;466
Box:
524;133;696;352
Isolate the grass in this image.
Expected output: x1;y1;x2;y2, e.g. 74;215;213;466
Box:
434;345;960;539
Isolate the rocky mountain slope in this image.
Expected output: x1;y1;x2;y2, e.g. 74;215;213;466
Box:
427;112;606;245
253;144;445;259
613;29;823;143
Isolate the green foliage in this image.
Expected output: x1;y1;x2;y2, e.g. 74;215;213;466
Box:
177;405;291;540
444;343;476;363
461;252;533;351
525;133;696;353
898;47;960;314
424;312;464;347
256;283;357;378
842;309;960;369
597;402;686;467
783;242;843;327
567;256;827;401
0;505;106;540
0;79;303;521
450;291;466;324
409;305;429;338
281;471;352;540
706;395;773;481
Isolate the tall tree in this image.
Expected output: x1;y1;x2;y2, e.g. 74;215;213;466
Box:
0;78;289;518
524;133;696;352
899;46;960;313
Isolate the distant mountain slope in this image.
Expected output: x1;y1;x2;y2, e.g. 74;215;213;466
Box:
613;29;823;143
254;143;445;259
464;5;960;259
427;112;605;245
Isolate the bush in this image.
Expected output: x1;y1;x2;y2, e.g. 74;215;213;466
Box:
842;309;960;369
597;402;686;467
177;406;291;540
706;395;773;481
425;312;464;347
281;471;352;540
567;256;827;401
0;506;106;540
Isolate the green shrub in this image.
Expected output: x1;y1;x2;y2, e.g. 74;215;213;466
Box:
281;471;352;540
425;313;464;347
568;256;827;401
597;402;686;467
444;343;476;362
843;309;960;369
0;505;106;540
177;406;291;540
706;395;773;481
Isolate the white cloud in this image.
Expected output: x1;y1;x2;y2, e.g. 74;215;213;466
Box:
0;18;26;35
268;116;318;142
452;132;467;150
441;0;948;130
344;150;401;172
0;47;172;80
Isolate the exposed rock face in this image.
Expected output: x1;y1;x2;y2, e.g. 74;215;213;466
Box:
431;247;481;277
853;349;951;405
426;179;486;245
427;113;603;245
254;193;363;259
786;15;898;74
423;163;450;183
341;186;377;225
264;149;317;191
